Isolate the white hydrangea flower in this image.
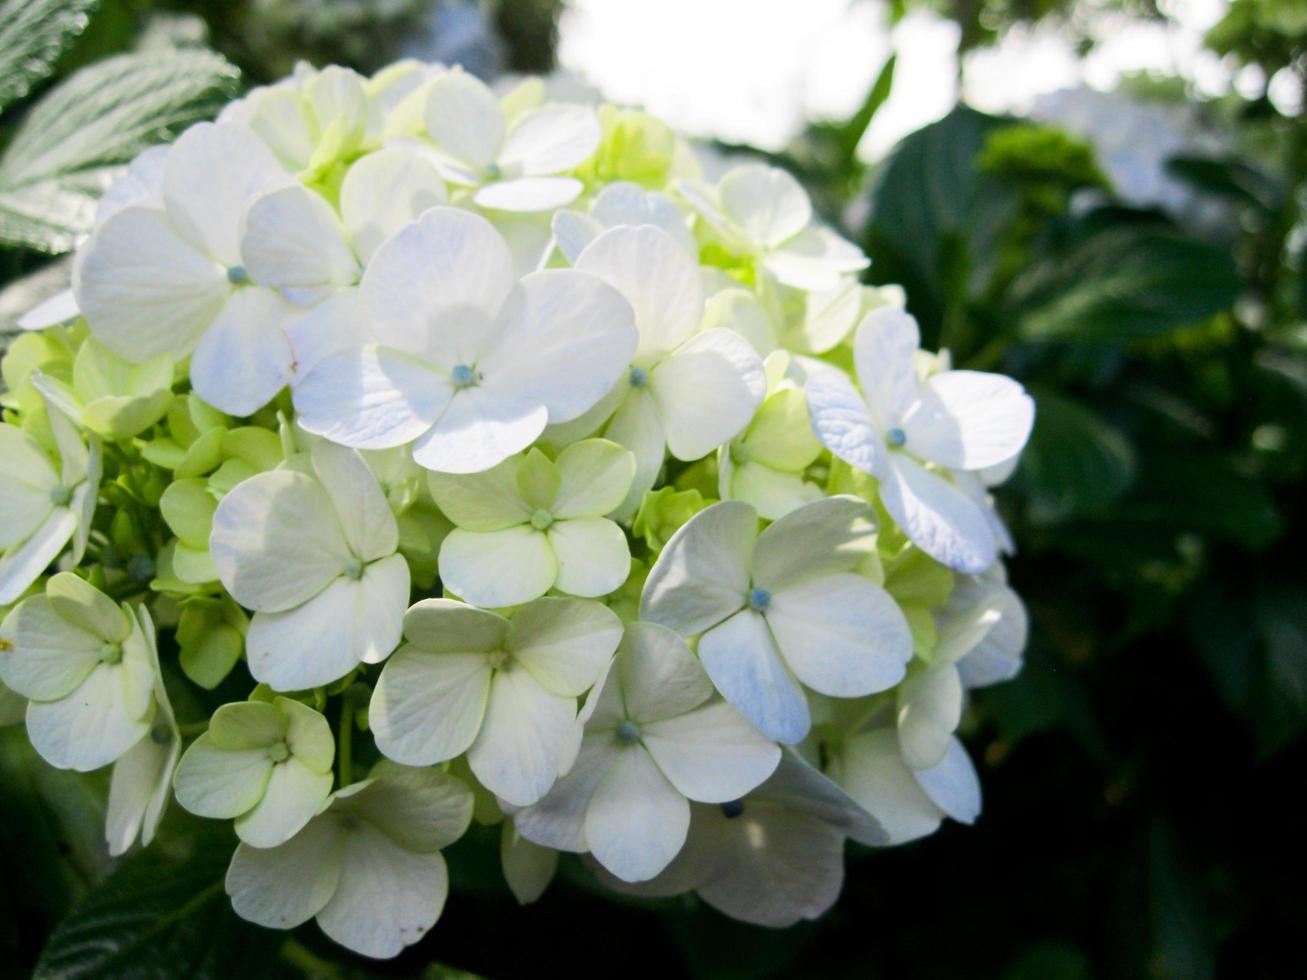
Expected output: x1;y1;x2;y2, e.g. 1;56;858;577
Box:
642;497;913;744
679;163;868;292
0;573;156;771
209;439;410;690
428;440;635;607
831;728;981;845
420;68;601;211
371;596;623;806
174;697;335;848
700;278;865;358
806;306;1035;573
105;605;179;856
293;206;637;474
552;180;694;264
0;399;100;604
226;761;473;959
566;224;767;514
896;564;1029;769
718;352;824;520
514;622;780;882
591;752;886;927
338;146;448;262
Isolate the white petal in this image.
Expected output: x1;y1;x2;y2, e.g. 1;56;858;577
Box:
411;386;547;475
18;288;79;330
209;470;350;612
643;701;780;802
422;69;505;172
837;729;942;844
347;762;474;850
190;288;296;417
226;817;343;930
612;621;713;723
371;650;491;764
235;757;335;847
507;597;623;698
173;736;272;818
955;584;1027;688
26;663;152;771
0;508;77;606
0;596;99;700
315;824;449;959
585;745;690;882
477;269;637;425
639;500;754;637
803;364;882;475
163;122;289;265
853;306;921;428
474;176;584;212
72;206;228;361
501;822;558;904
546;518;630;598
904;370;1035;471
897;664;963;770
767;572;911;697
241;185;358;296
590;183;695;254
294;345;452;450
468;667;575;806
880;454;997;574
575;225;703;360
755;751;887;846
514;734;621;851
763;226;868;292
93;145;167;227
246;557;408;690
603;386;665;519
698;609;810;744
912;736;982;824
438;525;556;607
751;495;877;592
105;723;177;855
340;146;448;262
401;597;510;653
551;208;604;264
552;438;636;519
500;103;601;175
718;164;811;248
361;206;512;359
729;461;822;521
651;328;765;461
426;456;532;531
310;440;399;561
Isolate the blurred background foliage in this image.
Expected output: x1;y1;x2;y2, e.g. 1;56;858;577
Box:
1;0;1305;977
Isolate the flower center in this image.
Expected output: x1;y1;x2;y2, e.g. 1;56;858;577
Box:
720;800;745;819
747;587;771;612
530;509;554;531
49;484;72;506
729;441;752;464
485;162;502;180
99;642;122;666
488;649;512;671
615;719;641;745
266;741;290;763
343;557;365;581
887;426;907;448
150;723;171;745
628;366;649;388
127;555;156;583
451;363;477;388
226;264;248;285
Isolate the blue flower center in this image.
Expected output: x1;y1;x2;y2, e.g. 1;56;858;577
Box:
226;265;248;285
49;484;71;506
615;720;642;745
720;800;745;819
451;364;477;388
628;366;649;388
150;723;172;745
343;557;365;580
485;162;502;180
887;426;907;448
747;587;771;613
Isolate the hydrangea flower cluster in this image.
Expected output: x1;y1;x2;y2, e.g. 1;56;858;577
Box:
0;60;1034;958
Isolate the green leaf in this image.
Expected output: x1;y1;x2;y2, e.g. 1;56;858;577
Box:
1009;226;1241;343
1013;391;1137;524
834;54;895;163
0;0;98;112
0;48;240;252
32;826;285;980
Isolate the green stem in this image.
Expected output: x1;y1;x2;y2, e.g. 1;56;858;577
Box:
280;937;343;979
337;699;353;787
177;720;208;738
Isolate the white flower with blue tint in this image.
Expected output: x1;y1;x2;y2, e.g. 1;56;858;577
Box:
641;497;913;744
806;306;1035;573
370;596;623;806
209;439;410;690
226;761;473;959
552;180;694;264
293;206;637;474
515;622;780;882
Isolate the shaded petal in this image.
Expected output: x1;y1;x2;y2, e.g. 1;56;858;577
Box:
26;663;152;771
803;364;882;475
401;598;510;653
880;454;997;574
896;664;963;771
190;288;297;417
652;329;766;461
552;439;635;519
603;386;665;519
508;596;623;698
698;609;810;745
0;596;100;700
903;370;1035;471
853;306;920;428
585;744;690;882
613;621;713;723
226;816;344;930
639;500;754;636
643;701;780;803
235;757;335;848
468;667;575;806
411;386;547;475
310;440;398;562
371;650;491;764
547;518;630;599
837;729;942;845
173;735;272;818
0;508;78;606
751;495;877;592
340;147;448;262
422;69;505;172
501;822;558;904
426;454;532;531
241;185;358;297
437;525;556;607
514;735;621;852
912;736;981;824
